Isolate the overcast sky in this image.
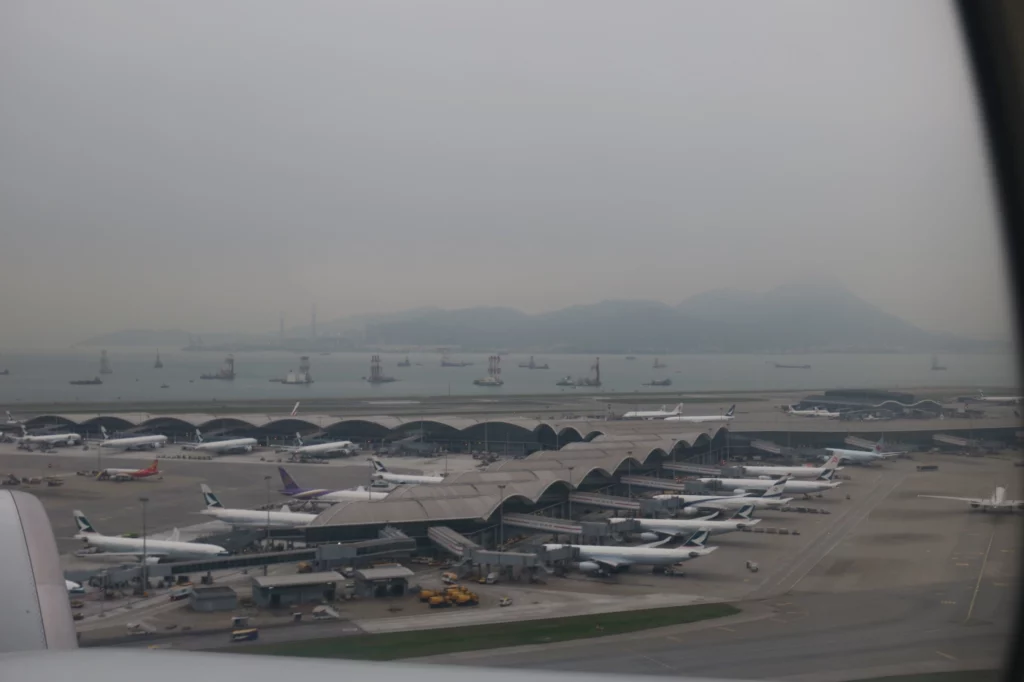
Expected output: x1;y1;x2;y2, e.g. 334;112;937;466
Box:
0;1;1014;348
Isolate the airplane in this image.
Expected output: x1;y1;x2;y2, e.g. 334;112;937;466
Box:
544;530;716;575
96;460;160;482
741;453;842;480
610;505;760;538
65;579;84;594
183;429;258;454
199;484;317;528
654;475;793;511
370;458;445;484
622;403;684;420
972;390;1022;405
5;410;24;426
277;432;359;458
697;471;840;495
664;404;736;423
783;405;840;418
278;467;389;501
72;509;229;561
826;436;905;464
15;426;82;448
918;486;1024;512
98;426;168;451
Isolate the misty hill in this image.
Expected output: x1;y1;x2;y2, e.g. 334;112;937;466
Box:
76;329;266;347
364;285;986;353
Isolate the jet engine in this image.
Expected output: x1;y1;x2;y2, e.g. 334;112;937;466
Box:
639;532;660;542
578;561;602;574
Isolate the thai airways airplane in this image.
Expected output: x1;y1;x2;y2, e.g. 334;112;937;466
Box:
664;404;736;423
73;509;228;561
545;530;716;575
741;454;841;480
16;427;81;447
784;405;840;418
655;476;793;511
184;429;258;454
98;426;167;451
610;505;759;538
370;458;445;484
622;403;684;420
278;432;359;458
278;467;389;501
973;390;1022;405
199;484;317;528
918;486;1024;512
826;436;905;464
96;460;160;482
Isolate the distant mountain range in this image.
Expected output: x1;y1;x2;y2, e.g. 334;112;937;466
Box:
78;285;994;353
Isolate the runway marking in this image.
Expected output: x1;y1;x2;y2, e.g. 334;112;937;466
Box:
639;655;674;671
993;582;1008;587
664;635;685;643
940;601;956;605
716;627;735;633
965;527;996;623
955;562;970;567
935;650;957;661
775;601;792;606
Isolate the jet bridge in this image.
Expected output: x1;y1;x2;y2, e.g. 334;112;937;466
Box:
427;526;481;558
569;491;641;512
751;439;783;455
661;462;721;476
619;475;691;492
501;513;582;535
844;435;877;450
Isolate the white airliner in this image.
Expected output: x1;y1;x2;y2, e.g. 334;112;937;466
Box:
698;473;839;495
918;486;1024;512
622;403;684;420
544;531;716;575
655;476;793;510
73;509;229;561
973;390;1022;405
784;405;840;418
5;410;24;426
278;432;359;458
742;454;841;480
826;436;905;464
98;425;168;451
664;404;735;423
611;506;759;538
184;429;258;454
370;458;445;484
16;427;81;447
199;484;317;528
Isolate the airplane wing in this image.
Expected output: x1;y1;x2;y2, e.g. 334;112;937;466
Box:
917;495;981;503
589;556;632;570
92;551;170;560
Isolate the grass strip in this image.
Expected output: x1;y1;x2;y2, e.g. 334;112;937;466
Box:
234;602;738;660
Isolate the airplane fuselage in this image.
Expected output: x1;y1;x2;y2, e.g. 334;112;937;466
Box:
76;534;228;560
654;493;792;509
544;543;716;569
200;508;316;528
742;464;832;479
613;516;758;536
100;435;167;450
189;438;258;454
699;477;839;494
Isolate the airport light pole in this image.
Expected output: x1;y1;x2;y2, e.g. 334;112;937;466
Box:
497;484;506;551
567;467;574;521
263;475;271;576
139;496;149;593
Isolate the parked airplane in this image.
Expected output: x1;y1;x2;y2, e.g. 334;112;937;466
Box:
5;410;24;426
973;390;1022;405
370;458;445;484
97;460;160;482
783;405;840;418
611;506;759;538
697;472;840;495
741;454;841;480
73;509;229;561
545;530;716;575
654;476;793;511
65;579;84;594
199;484;317;528
278;432;358;458
664;404;736;423
16;427;81;447
98;426;167;451
278;467;389;501
826;436;905;464
622;404;684;420
184;429;258;454
918;486;1024;512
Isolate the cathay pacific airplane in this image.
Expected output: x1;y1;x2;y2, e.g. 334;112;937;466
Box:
610;505;759;538
98;426;167;451
72;509;228;561
545;530;716;575
370;458;445;484
16;427;81;447
184;429;258;454
199;484;317;528
622;403;684;420
277;432;359;458
741;454;841;479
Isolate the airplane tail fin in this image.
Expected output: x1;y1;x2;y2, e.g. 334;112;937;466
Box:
195;429;203;443
724;404;736;418
278;467;302;493
100;425;108;440
200;484;223;508
295;432;303;446
169;528;180;542
73;510;98;534
5;410;12;422
145;460;158;473
291;401;300;417
818;454;841;480
732;503;755;520
371;458;388;473
874;436;885;453
684;529;710;547
763;474;790;498
995;487;1006;504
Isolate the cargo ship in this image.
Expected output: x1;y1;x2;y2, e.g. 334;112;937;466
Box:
70;377;102;385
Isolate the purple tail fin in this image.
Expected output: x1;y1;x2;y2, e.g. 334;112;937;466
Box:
278;467;302;493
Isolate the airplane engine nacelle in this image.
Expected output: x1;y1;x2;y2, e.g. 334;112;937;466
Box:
733;489;747;495
757;475;771;480
970;502;981;509
578;561;602;574
244;445;253;453
688;551;702;559
639;532;660;542
679;507;701;517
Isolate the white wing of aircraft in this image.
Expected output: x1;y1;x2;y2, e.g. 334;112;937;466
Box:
918;486;1023;511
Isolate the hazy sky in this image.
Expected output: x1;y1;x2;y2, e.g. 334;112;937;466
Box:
0;1;1015;348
